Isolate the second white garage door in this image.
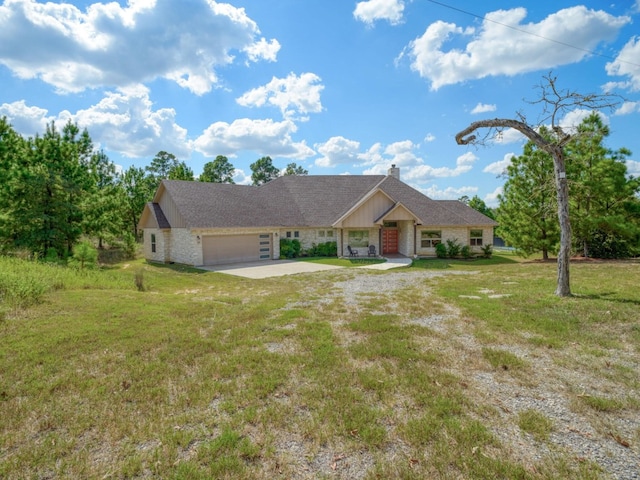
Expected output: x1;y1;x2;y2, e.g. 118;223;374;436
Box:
202;234;271;266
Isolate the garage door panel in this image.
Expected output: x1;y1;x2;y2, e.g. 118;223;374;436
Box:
202;234;270;265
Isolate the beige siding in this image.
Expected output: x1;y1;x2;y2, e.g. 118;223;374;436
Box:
159;192;186;228
342;191;393;228
385;205;416;222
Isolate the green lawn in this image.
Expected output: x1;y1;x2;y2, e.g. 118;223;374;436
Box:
1;255;638;479
295;256;386;267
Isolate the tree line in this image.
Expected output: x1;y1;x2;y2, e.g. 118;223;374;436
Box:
0;117;307;258
463;113;640;259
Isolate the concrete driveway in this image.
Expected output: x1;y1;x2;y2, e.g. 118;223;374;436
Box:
200;257;412;279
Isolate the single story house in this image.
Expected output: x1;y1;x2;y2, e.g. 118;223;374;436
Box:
138;166;498;266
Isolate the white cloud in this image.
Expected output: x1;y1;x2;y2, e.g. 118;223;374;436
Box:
614;101;640;115
0;0;280;95
0;100;56;136
626;159;640;176
232;168;252;185
483;153;515;175
559;109;609;134
407;6;629;90
606;36;640;92
314;136;361;167
471;103;497;114
193;118;315;159
402;152;478;182
420;184;478;200
494;128;526;144
236;72;324;120
353;0;404;26
1;86;190;158
359;140;424;175
73;85;191;157
424;133;436;142
484;186;503;208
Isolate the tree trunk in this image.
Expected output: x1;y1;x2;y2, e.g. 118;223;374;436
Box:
552;149;572;296
456;117;574;297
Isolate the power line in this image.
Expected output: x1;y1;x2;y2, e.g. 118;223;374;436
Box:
424;0;640;69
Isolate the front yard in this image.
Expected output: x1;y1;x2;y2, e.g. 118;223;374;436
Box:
0;255;638;478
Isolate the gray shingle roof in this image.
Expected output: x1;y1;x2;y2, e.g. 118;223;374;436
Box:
155;175;497;229
150;202;171;229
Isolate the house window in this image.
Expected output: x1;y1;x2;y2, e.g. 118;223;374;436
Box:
294;231;299;238
318;230;325;237
286;231;291;238
470;229;483;246
151;233;156;253
326;230;334;237
384;221;398;228
348;230;369;248
421;230;441;248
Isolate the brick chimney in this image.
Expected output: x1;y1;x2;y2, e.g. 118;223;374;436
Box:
387;164;400;180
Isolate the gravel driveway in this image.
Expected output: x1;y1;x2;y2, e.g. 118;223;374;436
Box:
288;268;640;479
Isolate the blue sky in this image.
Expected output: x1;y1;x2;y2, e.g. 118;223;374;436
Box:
1;0;639;206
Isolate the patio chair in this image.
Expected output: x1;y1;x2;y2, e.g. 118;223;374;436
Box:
368;245;377;257
347;245;359;257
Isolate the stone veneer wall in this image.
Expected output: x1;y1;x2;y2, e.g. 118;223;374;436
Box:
397;220;414;257
143;228;167;263
340;227;379;257
415;227;494;256
169;228;199;265
278;227;337;254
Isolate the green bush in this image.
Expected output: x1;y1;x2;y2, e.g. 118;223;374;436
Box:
446;239;462;258
435;243;447;258
122;232;138;259
279;239;301;259
306;241;337;257
70;241;98;270
481;244;493;259
461;245;472;259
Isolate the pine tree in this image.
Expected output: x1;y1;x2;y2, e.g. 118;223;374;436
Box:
566;113;640;257
497;127;559;260
200;155;235;183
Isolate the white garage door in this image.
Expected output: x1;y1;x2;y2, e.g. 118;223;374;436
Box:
202;234;271;266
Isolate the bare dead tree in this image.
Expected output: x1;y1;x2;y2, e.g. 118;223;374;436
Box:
455;73;622;297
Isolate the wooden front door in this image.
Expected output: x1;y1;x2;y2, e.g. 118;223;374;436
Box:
382;229;398;254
